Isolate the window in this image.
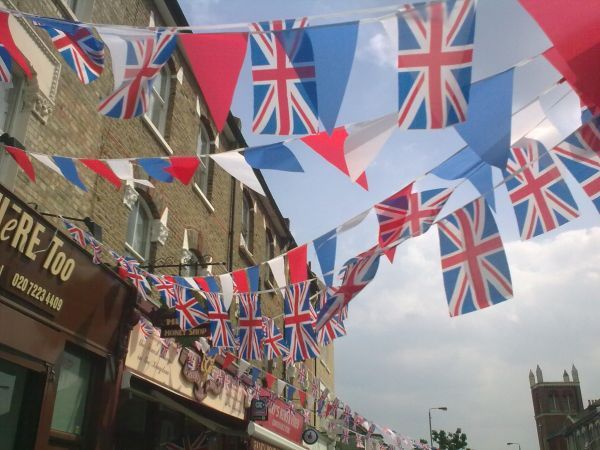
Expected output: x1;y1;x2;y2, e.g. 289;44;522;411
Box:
61;0;94;20
145;66;170;135
265;229;275;260
241;192;253;252
50;349;93;436
126;196;153;261
194;122;212;198
0;74;24;184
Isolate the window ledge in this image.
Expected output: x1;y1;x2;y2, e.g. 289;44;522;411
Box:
193;183;215;213
142;115;174;155
239;243;256;265
124;242;146;263
54;0;79;21
319;359;331;374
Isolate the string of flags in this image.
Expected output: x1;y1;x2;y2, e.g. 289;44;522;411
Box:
1;0;597;137
57;116;600;365
137;315;437;450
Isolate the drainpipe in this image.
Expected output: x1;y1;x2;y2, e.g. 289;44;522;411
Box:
227;176;236;272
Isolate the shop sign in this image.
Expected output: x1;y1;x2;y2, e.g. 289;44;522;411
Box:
0;187;131;346
125;323;249;420
256;388;304;444
250;438;280;450
249;397;269;421
302;428;319;445
155;310;210;338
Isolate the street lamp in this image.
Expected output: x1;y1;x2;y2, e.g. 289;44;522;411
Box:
429;407;448;448
507;442;522;450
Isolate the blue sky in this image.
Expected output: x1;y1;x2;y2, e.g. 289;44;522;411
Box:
179;1;600;449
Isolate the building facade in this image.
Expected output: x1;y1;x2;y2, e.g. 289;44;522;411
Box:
0;0;335;449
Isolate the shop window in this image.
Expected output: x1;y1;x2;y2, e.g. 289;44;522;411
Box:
50;349;93;436
126;196;153;261
145;66;171;135
194;121;213;199
241;192;254;252
0;357;43;449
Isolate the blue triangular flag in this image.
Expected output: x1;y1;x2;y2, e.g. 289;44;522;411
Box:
251;367;261;384
308;21;359;134
137;158;174;182
454;69;514;169
52;156;87;191
244;143;303;172
313;229;337;287
286;384;296;402
468;163;496;211
246;265;260;292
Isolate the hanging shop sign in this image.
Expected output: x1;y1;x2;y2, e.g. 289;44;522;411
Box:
249;397;269;421
302;428;319;445
154;309;210;338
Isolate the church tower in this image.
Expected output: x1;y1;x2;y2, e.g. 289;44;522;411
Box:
529;365;584;450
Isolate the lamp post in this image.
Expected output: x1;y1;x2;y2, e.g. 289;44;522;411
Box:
507;442;522;450
429;407;448;448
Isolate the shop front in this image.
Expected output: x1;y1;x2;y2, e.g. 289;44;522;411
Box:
248;388;307;450
0;185;137;450
116;321;250;449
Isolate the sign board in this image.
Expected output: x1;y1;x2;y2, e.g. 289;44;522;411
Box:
249;397;269;421
0;186;132;349
154;309;210;338
302;428;319;445
256;388;304;444
250;438;280;450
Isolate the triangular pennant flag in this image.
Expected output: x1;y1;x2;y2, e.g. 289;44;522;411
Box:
80;159;121;189
344;113;398;181
276;379;287;396
165;156;200;185
287;384;296;402
222;352;235;371
287;244;307;284
218;273;234;310
313;230;337;286
265;372;277;390
244;143;303;172
307;21;359;134
251;367;261;384
4;146;35;181
237;359;251;378
106;159;154;187
267;255;287;288
32;154;87;191
298;390;307;407
137;158;174;183
0;12;32;81
301;127;368;189
454;69;515;169
210;152;265;195
179;32;248;132
31;17;104;85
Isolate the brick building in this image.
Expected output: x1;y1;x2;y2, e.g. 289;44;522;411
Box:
0;0;335;449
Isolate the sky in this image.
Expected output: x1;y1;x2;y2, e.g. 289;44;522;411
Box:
179;1;600;449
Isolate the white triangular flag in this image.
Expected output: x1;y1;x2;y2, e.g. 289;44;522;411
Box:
219;273;234;310
237;359;250;378
276;379;287;396
106;159;154;187
210;152;265;195
267;255;287;288
344;113;398;181
30;154;62;176
336;209;371;234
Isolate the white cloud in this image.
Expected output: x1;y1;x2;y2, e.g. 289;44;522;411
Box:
356;32;397;68
335;227;600;450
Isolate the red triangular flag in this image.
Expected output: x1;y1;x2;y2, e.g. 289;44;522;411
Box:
4;146;35;181
222;352;235;371
80;159;122;189
179;32;248;132
231;268;249;293
0;12;32;80
519;0;600;111
298;390;307;407
301;127;369;190
287;244;307;284
165;156;200;185
265;372;276;389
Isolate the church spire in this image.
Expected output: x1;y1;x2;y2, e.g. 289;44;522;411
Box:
536;365;544;383
529;369;536;386
563;370;570;382
572;364;579;382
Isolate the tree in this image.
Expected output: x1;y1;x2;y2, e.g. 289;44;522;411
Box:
431;428;471;450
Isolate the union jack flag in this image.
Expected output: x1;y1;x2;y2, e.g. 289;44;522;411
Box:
551;117;600;213
284;281;320;362
84;234;102;264
249;18;318;135
117;257;152;302
98;29;176;119
238;292;264;360
356;435;365;448
504;140;579;240
138;316;154;341
147;274;177;308
205;292;236;348
0;45;11;83
396;0;476;129
437;197;513;316
32;17;104;84
316;290;346;346
262;317;289;360
173;285;208;330
157;331;172;358
165;432;209;450
342;428;350;444
375;183;451;261
62;219;86;247
316;247;381;331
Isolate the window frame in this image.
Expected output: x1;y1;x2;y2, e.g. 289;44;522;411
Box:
145;66;171;136
0;69;25;186
125;196;153;262
193;121;213;201
241;192;254;252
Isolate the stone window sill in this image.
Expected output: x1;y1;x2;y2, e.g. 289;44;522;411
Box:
142;115;174;156
193;183;215;213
